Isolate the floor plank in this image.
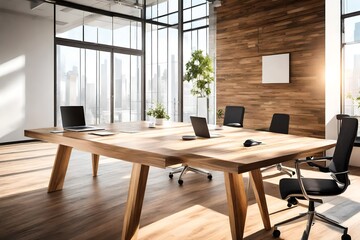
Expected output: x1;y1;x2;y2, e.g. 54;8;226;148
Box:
1;141;360;239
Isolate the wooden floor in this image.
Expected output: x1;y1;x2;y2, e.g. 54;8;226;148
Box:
1;141;360;240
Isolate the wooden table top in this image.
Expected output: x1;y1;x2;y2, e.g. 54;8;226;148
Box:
25;121;336;174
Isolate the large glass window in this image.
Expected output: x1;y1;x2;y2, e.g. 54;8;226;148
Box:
145;0;212;123
56;46;113;125
113;53;141;122
343;0;360;14
56;7;142;50
113;18;142;50
55;0;213;125
145;0;180;122
342;1;360;116
55;7;83;41
182;0;214;123
55;5;142;126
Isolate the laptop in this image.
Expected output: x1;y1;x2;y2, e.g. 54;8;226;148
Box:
60;106;104;132
190;116;222;138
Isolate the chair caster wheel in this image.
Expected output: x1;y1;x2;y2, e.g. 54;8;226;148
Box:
178;179;183;185
169;173;173;179
287;197;298;207
272;229;280;238
207;174;212;180
342;233;351;240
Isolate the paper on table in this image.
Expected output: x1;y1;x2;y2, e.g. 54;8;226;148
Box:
89;131;115;136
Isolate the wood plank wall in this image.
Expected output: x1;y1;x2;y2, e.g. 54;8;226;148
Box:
216;0;325;138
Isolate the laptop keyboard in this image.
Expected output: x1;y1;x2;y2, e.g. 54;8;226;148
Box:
66;126;91;130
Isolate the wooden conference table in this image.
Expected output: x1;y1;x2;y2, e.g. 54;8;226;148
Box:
25;121;336;240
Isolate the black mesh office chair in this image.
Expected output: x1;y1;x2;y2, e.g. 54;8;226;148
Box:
223;106;245;127
336;114;350;135
273;117;358;240
262;113;294;176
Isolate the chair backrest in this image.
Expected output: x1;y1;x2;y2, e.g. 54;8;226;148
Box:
269;113;290;134
336;114;350;135
329;117;358;184
223;106;245;126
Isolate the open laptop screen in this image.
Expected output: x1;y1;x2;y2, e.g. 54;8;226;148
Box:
190;116;211;138
190;116;222;138
60;106;86;128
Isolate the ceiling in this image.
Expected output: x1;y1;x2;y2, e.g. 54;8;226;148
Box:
0;0;178;34
0;0;157;20
0;0;151;34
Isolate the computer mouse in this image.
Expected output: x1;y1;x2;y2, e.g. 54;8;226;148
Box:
243;139;261;147
226;122;242;127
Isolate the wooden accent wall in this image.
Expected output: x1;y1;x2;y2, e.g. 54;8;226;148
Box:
216;0;325;138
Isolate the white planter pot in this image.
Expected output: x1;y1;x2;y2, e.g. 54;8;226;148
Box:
155;118;165;125
197;97;208;120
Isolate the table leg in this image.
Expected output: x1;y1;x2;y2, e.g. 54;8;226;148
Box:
121;163;149;240
224;172;248;240
249;169;271;230
48;145;72;193
92;154;99;177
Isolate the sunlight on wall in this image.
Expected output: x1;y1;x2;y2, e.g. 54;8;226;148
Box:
0;55;25;78
0;55;26;139
325;1;341;141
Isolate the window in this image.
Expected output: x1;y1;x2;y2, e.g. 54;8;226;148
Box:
182;0;214;123
55;5;142;126
145;0;180;121
342;1;360;115
343;0;360;14
55;1;213;125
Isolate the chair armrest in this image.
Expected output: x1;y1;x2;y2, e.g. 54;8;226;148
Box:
296;156;332;164
330;171;350;186
297;156;332;172
294;159;323;203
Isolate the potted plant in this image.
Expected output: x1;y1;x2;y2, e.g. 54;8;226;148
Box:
147;103;170;125
346;92;360;115
184;50;214;119
216;108;224;128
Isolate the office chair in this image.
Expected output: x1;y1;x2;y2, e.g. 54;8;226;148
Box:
223;106;245;127
169;165;212;185
336;114;360;147
273;117;358;240
336;114;350;135
261;113;295;176
168;106;245;185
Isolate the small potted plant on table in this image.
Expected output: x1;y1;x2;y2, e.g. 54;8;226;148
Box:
216;108;224;129
147;103;170;125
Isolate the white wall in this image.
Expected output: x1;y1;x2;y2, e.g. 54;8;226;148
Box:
0;7;54;143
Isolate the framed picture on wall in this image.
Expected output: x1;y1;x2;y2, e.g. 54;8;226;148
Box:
262;53;290;84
